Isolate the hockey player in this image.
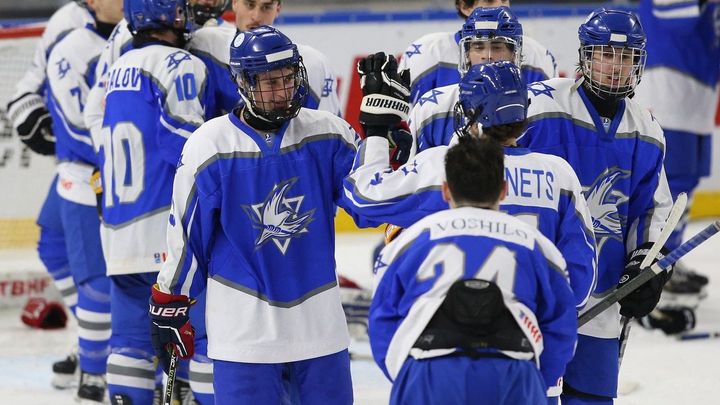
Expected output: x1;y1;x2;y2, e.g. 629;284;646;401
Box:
345;58;595;327
369;135;577;404
44;0;124;401
149;26;357;404
517;9;674;403
5;0;93;390
408;6;526;154
96;0;213;403
187;0;342;116
399;1;556;106
633;0;718;307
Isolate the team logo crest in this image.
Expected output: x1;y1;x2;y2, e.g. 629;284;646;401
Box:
242;178;315;254
583;167;631;250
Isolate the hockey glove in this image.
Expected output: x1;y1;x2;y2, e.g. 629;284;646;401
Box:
639;307;696;335
388;122;413;169
149;284;195;373
357;52;410;138
20;297;68;329
6;92;55;156
384;224;403;245
618;242;672;318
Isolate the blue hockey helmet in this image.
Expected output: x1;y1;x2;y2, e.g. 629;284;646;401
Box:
454;61;527;136
459;7;523;76
124;0;192;35
578;8;647;99
229;26;308;124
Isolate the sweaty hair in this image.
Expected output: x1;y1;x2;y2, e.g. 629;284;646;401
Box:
445;136;505;206
482;119;528;144
455;0;476;18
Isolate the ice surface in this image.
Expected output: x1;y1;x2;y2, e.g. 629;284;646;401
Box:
1;220;719;404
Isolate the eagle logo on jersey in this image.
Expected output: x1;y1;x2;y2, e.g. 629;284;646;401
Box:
242;178;315;255
583;167;631;248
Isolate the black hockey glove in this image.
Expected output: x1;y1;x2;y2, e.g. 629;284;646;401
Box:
149;284;195;373
639;307;696;335
357;52;410;138
388;123;413;169
6;92;55;156
618;242;672;318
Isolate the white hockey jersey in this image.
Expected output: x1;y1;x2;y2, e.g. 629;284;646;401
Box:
11;2;93;100
46;24;108;206
398;31;557;106
156;108;358;363
343;136;597;309
98;43;211;276
187;26;341;116
407;83;459;156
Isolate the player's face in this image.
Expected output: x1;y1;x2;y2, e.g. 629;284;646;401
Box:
460;0;511;18
467;39;515;66
588;46;635;90
250;66;297;112
87;0;124;24
233;0;281;31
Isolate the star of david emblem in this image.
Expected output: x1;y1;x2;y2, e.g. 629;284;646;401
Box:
417;89;443;106
56;58;71;79
528;82;555;98
401;160;418;176
166;51;192;71
405;43;422;58
370;172;384;186
372;253;388;275
322;78;334;97
242;177;315;255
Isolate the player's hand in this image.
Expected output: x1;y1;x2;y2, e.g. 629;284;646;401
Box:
357;52;410;137
388;123;413;169
91;168;103;219
149;284;195;373
617;242;671;318
6;92;55;156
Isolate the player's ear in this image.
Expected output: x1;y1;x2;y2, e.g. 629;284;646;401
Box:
441;181;452;205
498;180;507;203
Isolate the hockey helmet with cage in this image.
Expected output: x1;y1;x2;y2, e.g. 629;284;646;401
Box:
454;61;527;135
190;0;229;27
578;8;647;100
459;7;523;77
229;26;308;125
124;0;193;34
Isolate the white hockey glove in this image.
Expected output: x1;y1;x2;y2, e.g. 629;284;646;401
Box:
357;52;410;137
6;92;55;156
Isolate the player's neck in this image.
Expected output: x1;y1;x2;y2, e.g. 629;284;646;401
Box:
581;81;621;119
237;107;283;132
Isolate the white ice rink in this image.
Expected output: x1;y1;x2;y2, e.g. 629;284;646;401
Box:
1;220;719;404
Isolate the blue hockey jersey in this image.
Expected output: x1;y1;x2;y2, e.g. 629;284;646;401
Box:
398;31;557;106
98;43;213;276
187;26;341;117
369;206;577;395
155;108;359;363
518;78;673;339
344;136;597;309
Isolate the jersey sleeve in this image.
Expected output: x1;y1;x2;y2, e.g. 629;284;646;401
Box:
156;54;213;166
555;162;598;309
156;131;221;298
531;236;578;396
646;0;701;29
342;137;448;228
299;45;342;116
626;125;673;251
45;37;95;164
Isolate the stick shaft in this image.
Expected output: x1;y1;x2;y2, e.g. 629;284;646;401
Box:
579;220;720;326
164;349;178;405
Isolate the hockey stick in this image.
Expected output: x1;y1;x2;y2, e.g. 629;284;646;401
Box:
676;331;720;341
617;193;688;364
579;219;720;327
164;347;178;405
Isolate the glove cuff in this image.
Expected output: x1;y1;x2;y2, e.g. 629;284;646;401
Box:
152;284;191;305
360;93;409;122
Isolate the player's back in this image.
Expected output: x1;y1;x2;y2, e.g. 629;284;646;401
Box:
371;206;576;383
99;43;209;275
46;26;107;165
